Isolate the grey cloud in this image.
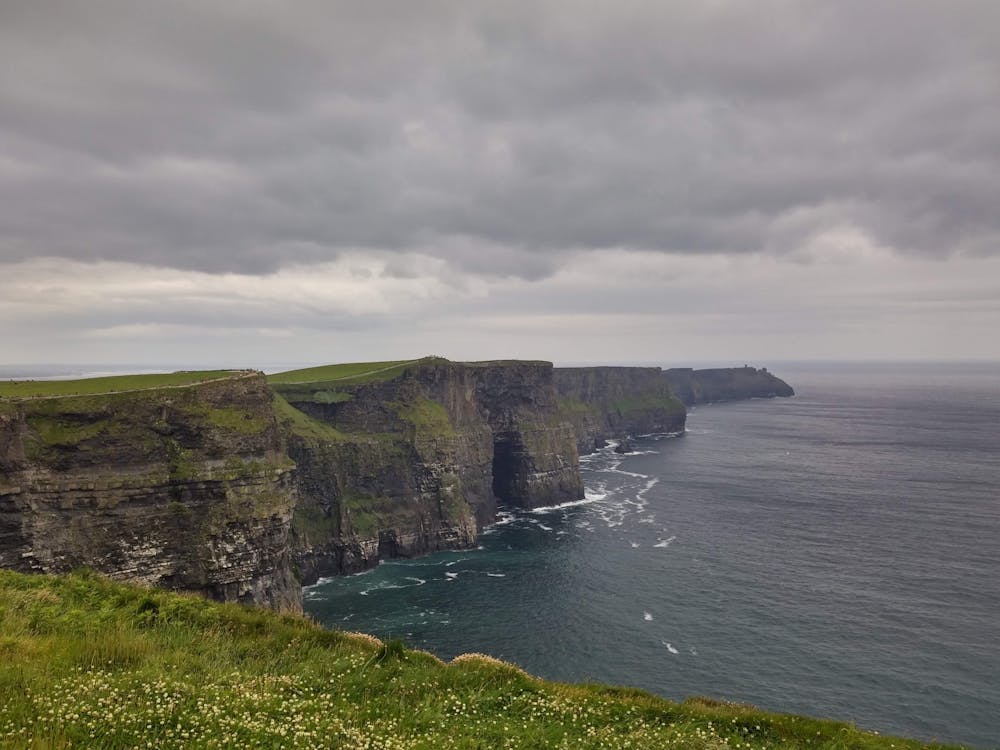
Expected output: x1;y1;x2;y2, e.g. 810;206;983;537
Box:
1;0;998;278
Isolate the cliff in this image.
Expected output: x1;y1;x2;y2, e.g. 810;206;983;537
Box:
0;373;300;610
663;366;794;405
553;367;687;454
0;358;793;609
271;358;582;582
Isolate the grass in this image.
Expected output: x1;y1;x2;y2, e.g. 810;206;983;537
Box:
610;393;686;415
0;371;243;399
557;396;594;414
179;403;271;435
393;397;456;438
268;358;555;393
0;570;963;750
271;394;348;442
9;381;278;465
270;383;355;405
268;358;443;386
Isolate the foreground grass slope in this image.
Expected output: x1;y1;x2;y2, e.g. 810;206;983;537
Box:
0;571;959;750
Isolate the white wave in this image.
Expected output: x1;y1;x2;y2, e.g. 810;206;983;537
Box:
481;511;518;534
662;641;679;654
579;442;615;459
537;523;554;532
301;575;334;590
528;490;607;523
637;477;660;499
359;577;427;596
644;611;654;621
638;517;656;524
608;464;650;479
653;536;676;548
631;541;641;548
486;572;506;578
444;572;458;580
637;430;684;440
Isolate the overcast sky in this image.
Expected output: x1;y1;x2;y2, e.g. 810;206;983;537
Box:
2;1;998;367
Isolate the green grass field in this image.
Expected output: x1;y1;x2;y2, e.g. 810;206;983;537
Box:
0;370;243;399
0;570;960;750
267;359;435;386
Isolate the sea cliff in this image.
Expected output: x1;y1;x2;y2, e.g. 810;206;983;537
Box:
272;359;582;583
663;366;794;405
0;359;793;609
554;366;687;454
0;372;300;610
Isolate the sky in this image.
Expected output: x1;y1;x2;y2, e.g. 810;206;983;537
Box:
2;0;999;367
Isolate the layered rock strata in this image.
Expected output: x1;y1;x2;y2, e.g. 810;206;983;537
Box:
0;374;300;610
274;359;583;582
553;367;687;454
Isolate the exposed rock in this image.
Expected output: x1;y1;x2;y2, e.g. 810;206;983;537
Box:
663;366;795;405
553;367;687;454
614;437;634;454
0;374;300;611
275;359;583;582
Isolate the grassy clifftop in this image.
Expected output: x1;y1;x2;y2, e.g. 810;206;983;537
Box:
0;370;245;399
0;571;958;750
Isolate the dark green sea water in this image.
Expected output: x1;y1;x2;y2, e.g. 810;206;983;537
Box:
304;363;1000;749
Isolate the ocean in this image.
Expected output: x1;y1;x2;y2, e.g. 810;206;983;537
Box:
304;363;1000;749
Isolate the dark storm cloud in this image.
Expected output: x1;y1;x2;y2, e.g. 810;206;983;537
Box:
1;0;998;276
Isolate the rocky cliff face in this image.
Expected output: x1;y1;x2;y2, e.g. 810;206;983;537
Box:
1;359;793;609
663;366;795;405
0;374;300;611
273;359;582;582
553;367;687;454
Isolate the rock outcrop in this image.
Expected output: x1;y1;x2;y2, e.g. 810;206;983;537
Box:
553;367;687;454
663;366;795;405
0;374;300;610
273;359;583;582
